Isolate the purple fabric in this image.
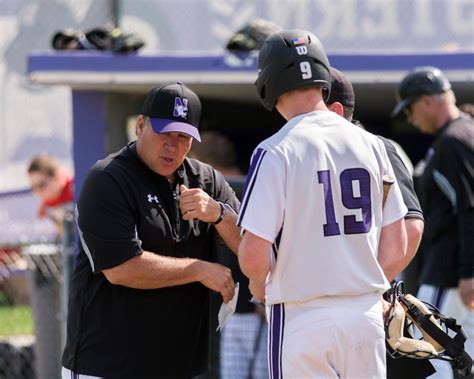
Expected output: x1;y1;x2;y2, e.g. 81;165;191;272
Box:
237;147;266;225
149;118;201;142
28;52;474;74
270;303;284;379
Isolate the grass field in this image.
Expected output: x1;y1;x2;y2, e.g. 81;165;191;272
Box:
0;292;33;336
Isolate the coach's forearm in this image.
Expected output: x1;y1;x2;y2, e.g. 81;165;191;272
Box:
215;209;241;255
102;251;205;289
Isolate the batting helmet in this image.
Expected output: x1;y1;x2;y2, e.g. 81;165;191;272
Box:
255;29;331;111
392;66;451;116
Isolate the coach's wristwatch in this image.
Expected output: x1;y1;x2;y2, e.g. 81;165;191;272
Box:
212;202;227;225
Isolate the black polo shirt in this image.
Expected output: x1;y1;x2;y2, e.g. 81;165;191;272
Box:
378;136;424;221
62;142;239;378
418;115;474;287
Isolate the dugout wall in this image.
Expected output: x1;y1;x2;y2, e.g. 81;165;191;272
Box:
27;51;474;194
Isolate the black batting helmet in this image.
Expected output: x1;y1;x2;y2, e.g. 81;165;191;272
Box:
392;66;451;116
255;30;331;111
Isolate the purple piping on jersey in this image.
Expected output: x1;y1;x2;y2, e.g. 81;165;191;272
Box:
238;148;267;226
271;226;283;258
269;303;285;379
434;288;446;309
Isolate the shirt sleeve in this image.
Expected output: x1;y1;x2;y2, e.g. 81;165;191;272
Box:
211;169;240;213
436;137;474;279
76;168;143;273
380;137;424;221
238;147;285;243
378;140;409;227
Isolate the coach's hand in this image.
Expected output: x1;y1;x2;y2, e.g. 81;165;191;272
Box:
179;185;221;223
198;261;235;303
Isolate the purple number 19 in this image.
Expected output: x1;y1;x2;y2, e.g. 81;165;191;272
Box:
317;168;372;236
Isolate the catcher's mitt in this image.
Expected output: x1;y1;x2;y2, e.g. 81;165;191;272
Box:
385;282;472;377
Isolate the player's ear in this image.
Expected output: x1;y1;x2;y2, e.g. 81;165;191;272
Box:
327;102;344;118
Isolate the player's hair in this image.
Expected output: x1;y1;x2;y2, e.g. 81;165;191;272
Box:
28;153;60;177
343;105;354;122
431;89;456;105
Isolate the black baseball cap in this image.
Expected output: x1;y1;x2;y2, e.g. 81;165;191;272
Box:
392;66;451;117
141;82;202;142
326;67;355;107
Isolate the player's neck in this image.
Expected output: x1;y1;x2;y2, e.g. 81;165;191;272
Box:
276;89;329;121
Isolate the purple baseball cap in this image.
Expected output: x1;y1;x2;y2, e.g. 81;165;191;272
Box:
141;82;201;142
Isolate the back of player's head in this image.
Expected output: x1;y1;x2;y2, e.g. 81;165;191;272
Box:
327;67;355;108
255;29;331;111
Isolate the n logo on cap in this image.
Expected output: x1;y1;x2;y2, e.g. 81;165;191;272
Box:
173;97;188;119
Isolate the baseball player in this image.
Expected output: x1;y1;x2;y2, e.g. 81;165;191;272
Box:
237;30;408;378
326;67;425;288
325;67;437;378
393;66;474;379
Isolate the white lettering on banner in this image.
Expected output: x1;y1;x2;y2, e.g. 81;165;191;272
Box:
361;0;398;37
258;0;472;49
314;0;357;39
413;0;434;36
267;0;312;31
295;45;308;55
209;0;255;42
447;0;474;34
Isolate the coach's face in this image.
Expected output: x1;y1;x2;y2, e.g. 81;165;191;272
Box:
136;116;193;178
405;95;438;134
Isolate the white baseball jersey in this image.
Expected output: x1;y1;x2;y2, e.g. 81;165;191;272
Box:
238;110;407;305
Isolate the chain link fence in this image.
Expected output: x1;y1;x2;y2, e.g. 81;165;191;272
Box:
0;214;74;379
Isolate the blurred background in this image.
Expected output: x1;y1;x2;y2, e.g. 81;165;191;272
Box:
0;0;473;378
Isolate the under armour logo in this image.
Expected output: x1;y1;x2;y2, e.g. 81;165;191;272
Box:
147;194;159;203
173;97;188;119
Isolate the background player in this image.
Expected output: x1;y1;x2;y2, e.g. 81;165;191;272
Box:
325;67;435;378
393;66;474;379
326;67;425;288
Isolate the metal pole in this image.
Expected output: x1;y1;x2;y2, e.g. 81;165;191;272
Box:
59;205;75;352
111;0;120;28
